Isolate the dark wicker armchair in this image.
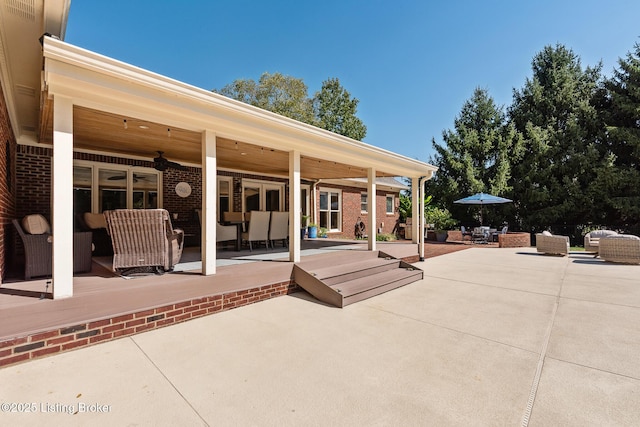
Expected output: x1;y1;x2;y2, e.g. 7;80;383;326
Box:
104;209;184;273
12;219;93;280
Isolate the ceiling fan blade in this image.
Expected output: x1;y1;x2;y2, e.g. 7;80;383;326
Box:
167;160;187;171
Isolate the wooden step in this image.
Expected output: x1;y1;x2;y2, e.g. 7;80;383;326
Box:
307;258;401;285
333;267;423;306
293;254;423;308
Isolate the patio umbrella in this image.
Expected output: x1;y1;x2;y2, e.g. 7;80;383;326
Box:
454;192;512;226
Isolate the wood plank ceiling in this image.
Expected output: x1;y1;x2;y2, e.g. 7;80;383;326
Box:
40;105;392;180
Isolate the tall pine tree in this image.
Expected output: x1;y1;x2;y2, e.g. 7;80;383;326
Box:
427;87;522;225
594;42;640;229
509;44;603;232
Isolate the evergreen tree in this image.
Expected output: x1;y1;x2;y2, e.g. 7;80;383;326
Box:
427;88;522;225
508;44;603;232
594;42;640;229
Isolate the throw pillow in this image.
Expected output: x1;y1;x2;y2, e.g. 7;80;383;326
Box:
22;214;51;234
84;212;107;229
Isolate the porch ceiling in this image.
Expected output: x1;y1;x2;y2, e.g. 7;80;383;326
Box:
41;104;393;180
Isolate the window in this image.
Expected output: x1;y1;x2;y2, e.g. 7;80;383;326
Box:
386;194;395;215
218;177;232;222
361;192;368;213
319;189;341;231
242;179;284;213
73;161;162;217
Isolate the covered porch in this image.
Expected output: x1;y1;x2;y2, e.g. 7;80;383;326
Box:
38;36;436;299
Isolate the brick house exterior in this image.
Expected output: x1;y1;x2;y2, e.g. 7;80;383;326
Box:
315;181;405;238
0;81;16;283
10;145;406;261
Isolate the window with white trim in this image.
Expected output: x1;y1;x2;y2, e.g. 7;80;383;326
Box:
319;189;341;231
217;177;233;222
73;161;162;216
386;194;395;215
360;192;368;213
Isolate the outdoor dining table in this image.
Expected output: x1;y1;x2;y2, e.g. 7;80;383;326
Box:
472;227;497;244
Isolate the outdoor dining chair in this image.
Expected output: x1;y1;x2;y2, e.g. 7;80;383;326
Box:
196;209;237;249
269;211;289;248
460;226;473;241
241;210;271;251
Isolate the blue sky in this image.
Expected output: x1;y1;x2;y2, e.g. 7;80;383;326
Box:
65;0;640;164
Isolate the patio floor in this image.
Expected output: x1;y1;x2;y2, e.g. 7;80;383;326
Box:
0;246;638;425
0;239;429;341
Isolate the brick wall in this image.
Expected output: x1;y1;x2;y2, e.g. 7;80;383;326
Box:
15;146;402;246
0;279;299;368
317;184;400;238
0;81;17;283
498;232;531;248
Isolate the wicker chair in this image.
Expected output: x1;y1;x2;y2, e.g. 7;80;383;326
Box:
535;233;569;256
104;209;184;273
599;234;640;264
584;230;618;253
12;218;93;280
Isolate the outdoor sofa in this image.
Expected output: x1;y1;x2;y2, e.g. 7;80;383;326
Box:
599;234;640;264
584;229;618;253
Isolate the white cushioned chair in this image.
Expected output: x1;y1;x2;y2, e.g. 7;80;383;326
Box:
242;211;271;251
196;209;237;248
269;211;289;248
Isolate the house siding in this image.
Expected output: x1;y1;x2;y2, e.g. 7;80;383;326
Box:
0;81;17;283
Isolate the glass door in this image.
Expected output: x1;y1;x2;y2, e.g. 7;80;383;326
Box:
242;180;284;213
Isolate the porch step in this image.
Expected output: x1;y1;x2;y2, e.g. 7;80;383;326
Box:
293;251;423;308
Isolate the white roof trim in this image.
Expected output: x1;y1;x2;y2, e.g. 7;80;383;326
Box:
42;37;437;179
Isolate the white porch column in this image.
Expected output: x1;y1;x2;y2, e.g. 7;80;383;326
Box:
52;95;74;299
201;130;217;275
289;150;301;262
411;177;419;244
419;177;426;260
367;167;376;251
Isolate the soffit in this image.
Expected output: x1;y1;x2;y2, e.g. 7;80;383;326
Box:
0;0;68;143
41;104;389;180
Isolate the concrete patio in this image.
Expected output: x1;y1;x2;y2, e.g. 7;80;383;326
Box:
1;246;638;426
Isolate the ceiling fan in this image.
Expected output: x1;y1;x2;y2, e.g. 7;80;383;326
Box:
153;151;187;172
107;173;149;183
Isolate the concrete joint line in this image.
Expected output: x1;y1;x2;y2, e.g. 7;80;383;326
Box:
520;259;568;427
131;337;210;427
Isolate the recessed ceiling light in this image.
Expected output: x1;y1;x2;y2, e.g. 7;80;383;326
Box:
241;152;247;156
139;125;149;130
